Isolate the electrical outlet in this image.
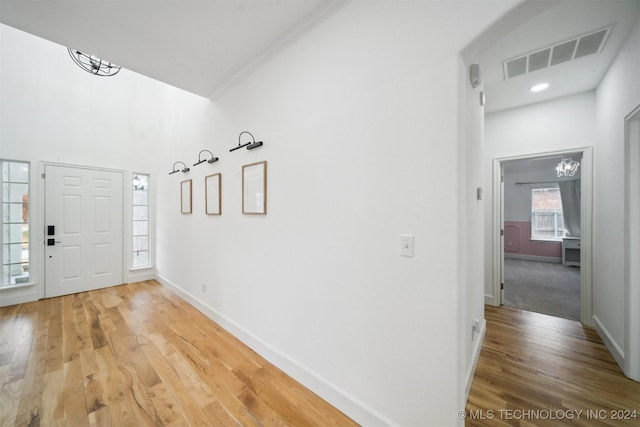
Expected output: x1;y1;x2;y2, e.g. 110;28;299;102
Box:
472;319;480;333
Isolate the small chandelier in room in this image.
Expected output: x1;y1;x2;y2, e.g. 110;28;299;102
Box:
67;48;121;76
556;157;580;177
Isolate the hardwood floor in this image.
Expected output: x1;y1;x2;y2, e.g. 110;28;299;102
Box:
466;305;640;427
0;280;357;426
4;283;639;427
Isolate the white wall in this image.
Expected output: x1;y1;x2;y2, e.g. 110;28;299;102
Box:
459;58;487;399
155;2;516;425
0;24;213;304
484;92;596;302
594;17;640;365
0;0;519;424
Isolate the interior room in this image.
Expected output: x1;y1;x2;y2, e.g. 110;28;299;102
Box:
1;0;640;426
501;155;583;321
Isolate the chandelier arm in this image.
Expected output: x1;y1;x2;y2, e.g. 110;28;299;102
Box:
67;48;121;77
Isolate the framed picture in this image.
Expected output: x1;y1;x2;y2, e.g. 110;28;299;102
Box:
242;161;267;214
181;179;192;214
205;173;221;215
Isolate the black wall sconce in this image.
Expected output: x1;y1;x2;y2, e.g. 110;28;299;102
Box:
193;150;219;166
229;131;264;152
169;161;190;175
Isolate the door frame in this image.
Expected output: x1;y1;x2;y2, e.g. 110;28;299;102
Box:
42;161;126;297
624;105;640;381
491;147;593;325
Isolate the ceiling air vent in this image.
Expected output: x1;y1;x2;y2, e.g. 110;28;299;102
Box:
503;25;613;80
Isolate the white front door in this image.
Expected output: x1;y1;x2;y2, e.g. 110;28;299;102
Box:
45;165;123;298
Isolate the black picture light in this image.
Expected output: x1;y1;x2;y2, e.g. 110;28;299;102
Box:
193;150;219;166
169;161;190;175
230;131;264;152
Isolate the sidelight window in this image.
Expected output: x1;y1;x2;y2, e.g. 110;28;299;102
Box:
1;160;30;287
132;173;150;268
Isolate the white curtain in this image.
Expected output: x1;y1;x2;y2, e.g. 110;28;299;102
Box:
559;180;581;237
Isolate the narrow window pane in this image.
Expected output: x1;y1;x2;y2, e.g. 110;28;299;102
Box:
133;205;148;221
2;244;10;264
133;220;149;236
8;162;29;183
133;236;148;252
2;183;28;203
133;191;148;206
134;174;149;190
3;224;26;243
132;251;149;268
2;161;29;183
4;203;25;223
1;160;29;286
131;173;150;268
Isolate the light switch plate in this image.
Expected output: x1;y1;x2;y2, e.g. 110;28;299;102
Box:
400;235;414;257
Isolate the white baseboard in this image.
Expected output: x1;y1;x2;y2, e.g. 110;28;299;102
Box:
0;287;39;307
126;269;156;283
593;315;625;370
504;253;562;264
484;294;496;306
465;318;486;399
155;273;397;427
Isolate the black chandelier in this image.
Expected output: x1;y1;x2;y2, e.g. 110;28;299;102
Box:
67;48;121;77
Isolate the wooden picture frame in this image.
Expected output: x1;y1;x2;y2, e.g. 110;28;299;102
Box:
205;173;221;215
181;179;192;214
242;161;267;214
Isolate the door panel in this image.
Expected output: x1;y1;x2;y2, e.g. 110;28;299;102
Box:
45;165;123;297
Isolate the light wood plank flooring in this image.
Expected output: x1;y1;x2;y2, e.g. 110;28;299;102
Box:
466;305;640;426
0;280;357;426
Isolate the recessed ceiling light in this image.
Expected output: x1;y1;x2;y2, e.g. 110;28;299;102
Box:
530;83;549;93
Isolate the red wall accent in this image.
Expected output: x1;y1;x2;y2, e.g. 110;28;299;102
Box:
503;221;561;258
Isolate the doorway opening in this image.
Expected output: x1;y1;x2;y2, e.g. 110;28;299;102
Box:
625;105;640;380
492;148;593;325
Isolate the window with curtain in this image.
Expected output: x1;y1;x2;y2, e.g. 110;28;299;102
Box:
531;186;565;240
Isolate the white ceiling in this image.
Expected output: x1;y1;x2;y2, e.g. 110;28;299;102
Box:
0;0;638;110
479;0;640;113
0;0;347;98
